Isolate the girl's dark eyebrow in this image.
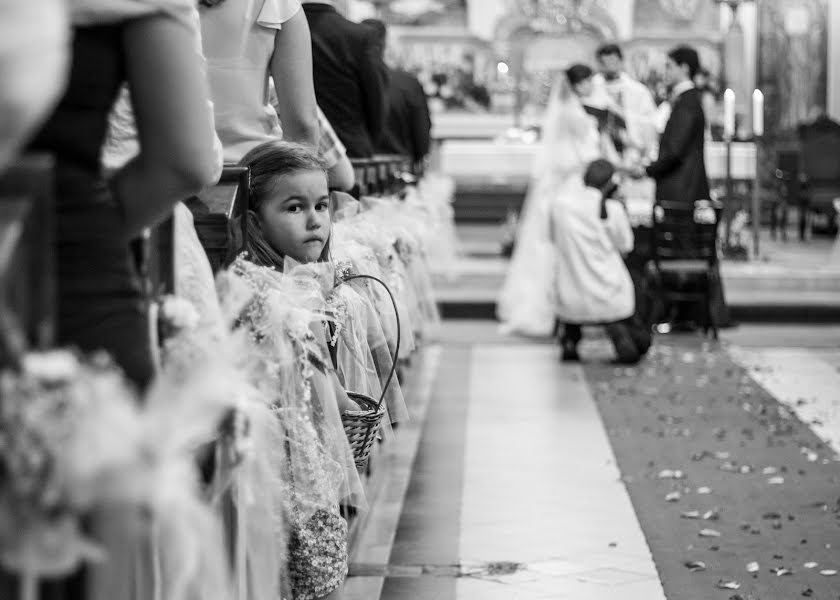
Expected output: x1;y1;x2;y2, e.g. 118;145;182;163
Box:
280;194;331;204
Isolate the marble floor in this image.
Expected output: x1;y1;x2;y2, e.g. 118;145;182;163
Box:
347;323;840;600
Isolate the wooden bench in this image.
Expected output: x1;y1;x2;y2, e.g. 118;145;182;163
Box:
188;166;250;272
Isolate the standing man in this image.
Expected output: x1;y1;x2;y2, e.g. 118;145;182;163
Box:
302;0;388;158
642;45;729;330
361;19;432;170
594;43;658;158
644;45;710;206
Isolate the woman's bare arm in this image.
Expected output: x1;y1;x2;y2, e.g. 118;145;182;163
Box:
328;153;355;191
112;11;218;238
269;9;319;147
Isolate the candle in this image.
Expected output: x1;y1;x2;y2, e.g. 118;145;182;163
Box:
723;89;736;140
752;89;764;137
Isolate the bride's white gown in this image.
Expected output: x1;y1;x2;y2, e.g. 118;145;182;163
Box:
497;81;605;337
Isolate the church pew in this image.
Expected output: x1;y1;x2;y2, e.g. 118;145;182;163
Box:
188;166;250;272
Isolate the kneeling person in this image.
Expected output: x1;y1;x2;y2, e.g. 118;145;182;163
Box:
554;159;650;363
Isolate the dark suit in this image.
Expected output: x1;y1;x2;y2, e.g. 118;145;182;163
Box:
303;3;388;158
646;88;730;327
377;68;432;163
646;87;710;204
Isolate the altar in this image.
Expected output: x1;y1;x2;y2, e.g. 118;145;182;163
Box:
438;138;757;182
433;112;758;222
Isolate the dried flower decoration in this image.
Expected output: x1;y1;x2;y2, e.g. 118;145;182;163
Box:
0;350;136;578
158;295;201;339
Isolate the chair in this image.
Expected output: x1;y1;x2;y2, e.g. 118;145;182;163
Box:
772;148;804;241
187;166;250;272
648;200;722;339
350;158;380;198
0;155;56;365
798;115;840;236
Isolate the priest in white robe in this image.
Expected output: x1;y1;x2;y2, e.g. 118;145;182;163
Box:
593;43;658;160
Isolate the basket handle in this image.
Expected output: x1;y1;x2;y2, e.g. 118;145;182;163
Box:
336;273;400;410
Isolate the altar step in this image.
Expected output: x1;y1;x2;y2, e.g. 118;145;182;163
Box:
452;180;526;223
434;226;840;323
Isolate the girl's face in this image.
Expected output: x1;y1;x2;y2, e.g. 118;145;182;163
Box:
258;169;331;263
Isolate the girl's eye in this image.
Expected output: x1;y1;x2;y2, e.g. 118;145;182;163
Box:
316;201;329;211
285;204;302;213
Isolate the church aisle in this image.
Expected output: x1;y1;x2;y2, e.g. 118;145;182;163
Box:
348;323;840;600
376;322;664;600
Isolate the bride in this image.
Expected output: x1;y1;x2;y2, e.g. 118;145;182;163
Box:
497;64;622;337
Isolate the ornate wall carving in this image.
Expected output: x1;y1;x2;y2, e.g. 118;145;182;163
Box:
757;0;828;136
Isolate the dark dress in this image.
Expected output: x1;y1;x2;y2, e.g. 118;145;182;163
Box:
302;2;388;158
29;24;155;388
0;23;154;600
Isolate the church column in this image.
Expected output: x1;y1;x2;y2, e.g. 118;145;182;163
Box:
828;0;840;120
721;2;758;134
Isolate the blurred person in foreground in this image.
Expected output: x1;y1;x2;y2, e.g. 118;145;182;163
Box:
362;18;432;171
303;0;388;158
0;0;69;173
3;3;221;600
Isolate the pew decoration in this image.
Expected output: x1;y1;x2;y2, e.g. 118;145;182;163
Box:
0;348;235;600
0;351;121;580
0;153;459;599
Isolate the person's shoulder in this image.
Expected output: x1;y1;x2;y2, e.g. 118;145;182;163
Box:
392;69;421;87
342;14;376;38
682;88;705;108
672;87;701;110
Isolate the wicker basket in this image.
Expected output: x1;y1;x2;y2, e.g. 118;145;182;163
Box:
337;274;400;474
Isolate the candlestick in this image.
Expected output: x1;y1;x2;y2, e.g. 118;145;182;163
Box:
723;88;736;140
752;89;764;137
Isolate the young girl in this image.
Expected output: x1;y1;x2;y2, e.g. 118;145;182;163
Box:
233;140;407;600
236;140;332;267
237;140;405;426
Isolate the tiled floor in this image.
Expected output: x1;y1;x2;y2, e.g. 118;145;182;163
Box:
730;346;840;454
436;224;840;309
377;329;665;600
358;322;840;599
457;346;663;599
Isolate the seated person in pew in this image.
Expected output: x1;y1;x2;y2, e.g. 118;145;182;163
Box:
553;159;651;364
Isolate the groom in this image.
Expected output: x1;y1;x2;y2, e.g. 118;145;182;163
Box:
641;46;731;329
644;45;710;205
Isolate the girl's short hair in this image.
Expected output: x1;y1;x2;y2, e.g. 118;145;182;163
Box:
566;64;594;87
239;140;328;212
